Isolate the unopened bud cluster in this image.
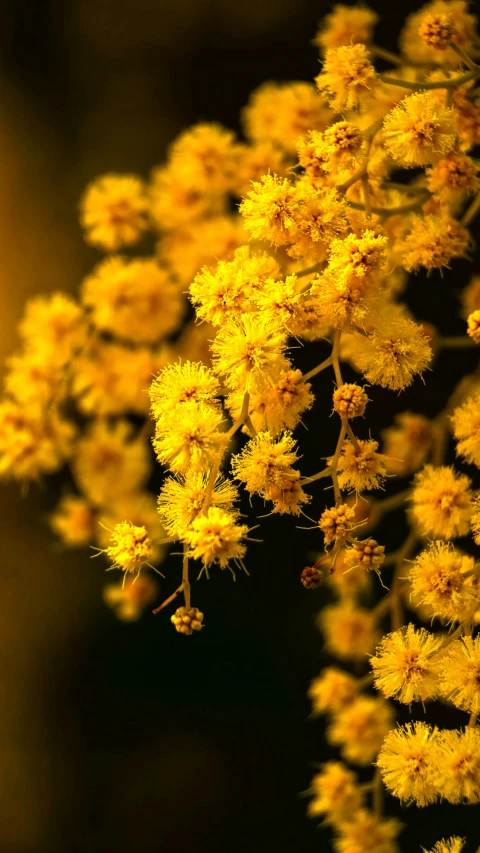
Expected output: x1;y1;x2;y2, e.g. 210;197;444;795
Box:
171;606;204;635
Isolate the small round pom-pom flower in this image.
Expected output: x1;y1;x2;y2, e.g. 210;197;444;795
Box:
104;521;153;579
171;605;204;635
336;438;387;493
104;574;158;622
19;293;84;367
467;309;480;343
50;495;96;548
211;313;289;393
383;92;457;168
333;383;368;419
153;401;224;473
382;412;435;476
409;541;476;622
319;503;356;546
451;394;480;467
423;840;465;853
418;12;456;49
241;82;329;154
351;318;432;391
168;122;236;193
427;153;478;200
333;809;401;853
73;419;150;506
239;174;298;247
402;215;470;272
343;538;385;574
287;184;348;262
323;121;364;169
80;174;149;252
319;603;379;661
231;430;308;515
328;696;395;765
308;666;358;715
377;722;442;806
438;727;480;803
301;566;323;589
307;762;363;824
411;464;472;539
158;472;239;539
370;624;443;705
315;43;377;112
314;4;378;54
185;507;248;570
149;361;221;424
438;636;480;715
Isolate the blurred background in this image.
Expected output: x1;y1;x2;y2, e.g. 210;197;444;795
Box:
0;1;479;851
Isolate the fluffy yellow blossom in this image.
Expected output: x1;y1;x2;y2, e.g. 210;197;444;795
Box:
19;293;84;366
319;602;380;661
451;394;480;466
333;809;401;853
242;82;329;154
333;384;368;419
81;256;184;343
153;401;224;473
296;132;331;185
400;1;478;67
467;309;480;342
287;183;348;262
149;161;224;232
336;438;387;493
149;361;220;424
314;4;378;53
319;503;357;546
427;153;478;200
377;722;442;806
104;573;159;622
307;762;364;824
4;348;69;410
411;465;472;539
95;492;166;565
232;141;288;197
381;413;435;476
227;369;314;436
371;624;443;705
349;318;432;391
438;636;480;714
383;93;457;168
402;215;470;272
157;472;239;539
168;123;237;193
472;494;480;545
185;507;248;570
231;430;308;515
328;696;394;765
409;541;476;622
327;230;388;287
157;214;246;286
190;247;280;327
50;495;96;548
73;419;151;506
438;728;480;803
418;11;456;49
0;401;76;482
239;174;298;246
422;840;465;853
79;174;149;251
211;313;289;393
171;605;204;635
310;269;379;330
308;667;359;715
315;44;377;112
297;124;364;179
103;521;154;580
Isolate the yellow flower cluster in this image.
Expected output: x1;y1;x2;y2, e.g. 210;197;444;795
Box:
3;2;480;849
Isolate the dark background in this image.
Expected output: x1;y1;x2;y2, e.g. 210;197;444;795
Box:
0;1;479;851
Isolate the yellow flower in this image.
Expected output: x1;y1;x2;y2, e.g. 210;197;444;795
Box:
153;400;224;473
149;361;221;424
411;464;472;539
95;491;166;567
381;412;435;476
319;603;380;661
327;229;388;286
81;256;184;343
73;419;150;506
227;369;314;437
315;43;377;112
288;182;348;262
336;438;387;493
400;1;478;68
310;269;380;330
231;430;308;515
402;215;470;272
332;383;368;419
319;503;357;546
438;636;480;714
328;696;394;765
308;667;359;715
467;309;480;343
232;141;288;197
104;573;159;622
157;471;239;539
19;293;84;367
342;537;385;575
383;93;457;168
422;839;465;853
333;809;401;853
103;521;154;580
371;624;443;705
211;313;289;393
157;214;246;287
377;722;442;806
0;401;76;482
451;394;480;467
349;317;432;391
239;174;299;246
171;606;204;635
418;11;456;49
185;506;248;570
409;541;476;622
168;122;237;193
50;495;97;548
314;4;379;53
438;728;480;803
149;161;224;231
241;82;329;154
307;762;364;824
427;152;478;200
79;174;149;252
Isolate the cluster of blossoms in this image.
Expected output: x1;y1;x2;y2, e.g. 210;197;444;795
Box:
2;0;480;849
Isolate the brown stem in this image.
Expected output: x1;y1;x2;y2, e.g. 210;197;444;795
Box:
182;543;191;609
379;69;478;90
461;192;480;227
152;584;183;615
